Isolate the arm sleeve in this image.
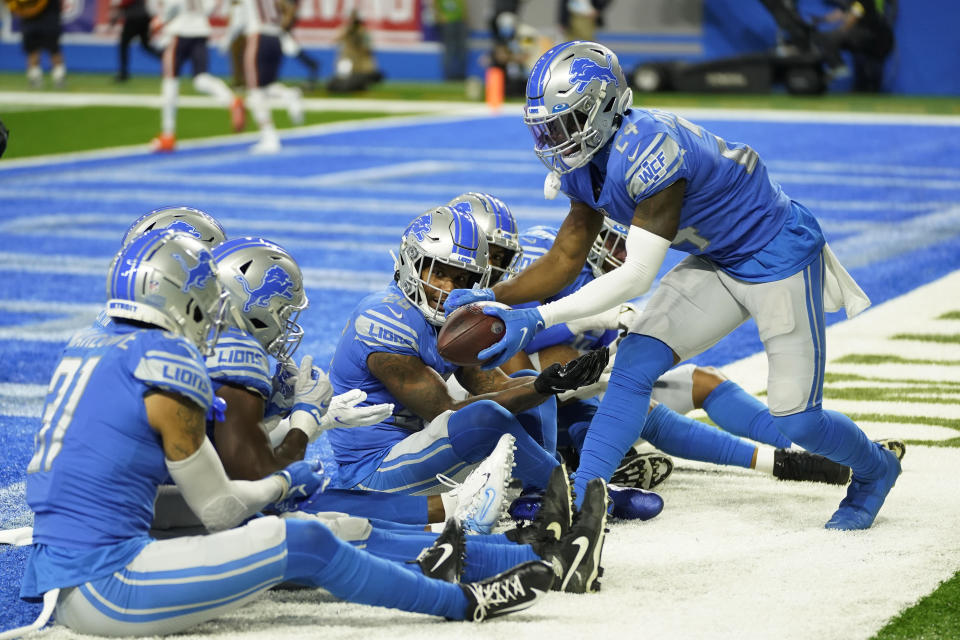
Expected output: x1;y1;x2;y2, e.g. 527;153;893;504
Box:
166;437;285;532
538;226;671;328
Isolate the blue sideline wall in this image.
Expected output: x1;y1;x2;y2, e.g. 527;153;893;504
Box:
0;0;957;95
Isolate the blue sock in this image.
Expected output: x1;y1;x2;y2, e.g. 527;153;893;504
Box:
358;527;438;565
302;488;429;525
702;381;792;449
284;519;468;620
462;539;540;582
557;397;599;455
367;518;432;532
773;408;886;480
512;369;559;455
643;403;756;469
448;400;557;490
574;334;674;507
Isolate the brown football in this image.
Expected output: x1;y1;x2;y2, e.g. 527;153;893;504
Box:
437;302;509;366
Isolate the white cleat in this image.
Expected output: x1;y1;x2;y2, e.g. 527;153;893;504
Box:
251;135;281;155
439;433;516;534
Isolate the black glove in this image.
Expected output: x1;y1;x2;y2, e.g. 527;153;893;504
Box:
534;347;610;395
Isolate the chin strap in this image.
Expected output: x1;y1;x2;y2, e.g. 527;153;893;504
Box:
0;588;60;640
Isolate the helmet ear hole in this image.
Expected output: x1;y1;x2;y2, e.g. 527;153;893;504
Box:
603;96;615;113
250;318;268;329
238;260;252;274
193;305;203;323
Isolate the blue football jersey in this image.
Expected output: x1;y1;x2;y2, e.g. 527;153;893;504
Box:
514;226;617;353
21;322;213;598
206;327;272;400
326;283;458;487
559;108;824;282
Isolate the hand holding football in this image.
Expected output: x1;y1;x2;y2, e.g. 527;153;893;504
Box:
437;302;509;366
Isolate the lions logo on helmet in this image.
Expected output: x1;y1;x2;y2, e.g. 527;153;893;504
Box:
171;251;217;293
237;264;296;313
523;41;633;175
122;206;227;249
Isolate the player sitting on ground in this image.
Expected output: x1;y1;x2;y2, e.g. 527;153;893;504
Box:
16;229;553;638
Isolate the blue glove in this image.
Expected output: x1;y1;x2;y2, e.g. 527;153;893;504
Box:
206;396;227;423
477;306;545;369
273;460;329;513
444;287;495;316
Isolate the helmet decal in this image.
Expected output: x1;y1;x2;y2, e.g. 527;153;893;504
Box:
569;54;619;92
172;251;216;294
449;201;473;216
404;216;433;243
163;219;202;239
237;264;295;313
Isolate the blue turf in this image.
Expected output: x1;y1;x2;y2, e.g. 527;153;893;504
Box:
1;112;959;631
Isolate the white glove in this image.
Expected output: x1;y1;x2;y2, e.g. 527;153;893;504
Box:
320;389;394;430
288;355;334;442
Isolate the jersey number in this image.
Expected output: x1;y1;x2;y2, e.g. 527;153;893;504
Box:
27;356;100;474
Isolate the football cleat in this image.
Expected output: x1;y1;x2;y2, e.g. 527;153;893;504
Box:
410;517;465;583
773;448;851;485
607;484;664;521
610;449;674;490
875;438;906;461
505;463;573;547
825;445;901;531
439;433;516;534
541;477;609;593
460;561;554;622
251;134;281;155
230;96;246;132
507;491;542;523
150;133;176;153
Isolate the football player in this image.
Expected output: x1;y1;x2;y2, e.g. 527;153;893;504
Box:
18;229;555;637
150;0;245;151
446;41;901;530
325;206;606;497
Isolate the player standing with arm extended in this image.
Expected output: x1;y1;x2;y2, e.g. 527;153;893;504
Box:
446;41;900;530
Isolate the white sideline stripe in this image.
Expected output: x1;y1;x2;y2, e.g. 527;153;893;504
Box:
0;300;102;314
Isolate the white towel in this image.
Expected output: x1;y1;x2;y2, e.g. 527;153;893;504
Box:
823;243;871;318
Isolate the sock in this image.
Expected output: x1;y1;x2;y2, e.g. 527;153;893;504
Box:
643;403;756;469
51;64;66;83
193;72;234;105
358;527;438;564
773;408;887;481
161;77;179;135
301;488;429;525
247;87;272;129
754;447;775;474
27;66;42;83
557;397;599;455
511;369;558;455
702;381;793;448
461;539;540;582
284;519;468;620
574;334;673;506
447;400;556;490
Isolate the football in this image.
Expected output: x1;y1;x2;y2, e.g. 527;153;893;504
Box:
437;301;509;366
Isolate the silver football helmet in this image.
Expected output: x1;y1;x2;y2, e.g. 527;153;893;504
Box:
212;237;308;360
121;206;227;249
586;217;630;277
395;206;491;326
106;229;230;356
523;41;633;174
446;192;521;282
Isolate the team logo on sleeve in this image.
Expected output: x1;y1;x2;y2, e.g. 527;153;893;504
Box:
404;216;433;242
569;55;619;93
237;265;295;313
163;220;202;239
171;252;216;293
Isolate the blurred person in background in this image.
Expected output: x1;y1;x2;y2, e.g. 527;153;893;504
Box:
816;0;895;92
328;10;383;91
434;0;468;80
8;0;67;88
558;0;611;43
110;0;162;82
280;0;321;91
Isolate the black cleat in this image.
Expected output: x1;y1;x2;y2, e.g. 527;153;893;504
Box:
773;448;852;485
611;449;674;490
505;464;572;549
461;560;554;621
541;477;609;594
875;438;906;461
410;517;465;583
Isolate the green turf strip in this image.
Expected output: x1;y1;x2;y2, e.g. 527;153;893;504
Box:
824;372;960;387
834;354;960;366
822;387;960;403
937;311;960;320
873;571;960;640
845;413;960;431
892;333;960;344
0;106;405;159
